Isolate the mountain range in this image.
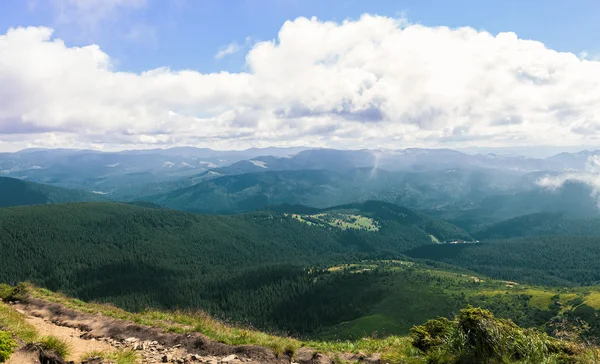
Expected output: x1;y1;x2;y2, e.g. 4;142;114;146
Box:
2;147;600;226
3;146;600;356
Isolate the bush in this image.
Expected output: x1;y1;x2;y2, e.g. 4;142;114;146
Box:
411;307;584;364
0;285;13;301
4;283;29;302
0;331;17;363
410;317;453;352
40;336;72;359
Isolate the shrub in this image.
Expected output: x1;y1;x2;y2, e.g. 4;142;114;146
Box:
0;285;13;301
0;331;17;363
4;283;29;302
410;317;453;352
411;307;584;364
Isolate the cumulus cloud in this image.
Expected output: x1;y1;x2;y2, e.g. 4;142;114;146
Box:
2;14;600;151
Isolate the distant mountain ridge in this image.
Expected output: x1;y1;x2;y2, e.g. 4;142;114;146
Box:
193;148;572;181
0;176;106;207
2;147;600;220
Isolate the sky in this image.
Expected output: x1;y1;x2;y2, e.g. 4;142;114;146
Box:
1;0;600;152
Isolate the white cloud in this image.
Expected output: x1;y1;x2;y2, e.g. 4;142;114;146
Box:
215;42;243;60
215;37;253;60
537;155;600;205
2;15;600;151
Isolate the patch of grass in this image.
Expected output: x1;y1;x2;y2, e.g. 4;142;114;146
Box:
0;302;38;343
522;289;556;310
584;292;600;309
39;336;72;359
82;349;138;364
559;293;579;303
292;212;380;231
474;287;566;311
329;314;402;340
0;331;17;363
37;288;53;297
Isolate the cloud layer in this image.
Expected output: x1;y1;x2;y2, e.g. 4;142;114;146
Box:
2;14;600;151
537;155;600;205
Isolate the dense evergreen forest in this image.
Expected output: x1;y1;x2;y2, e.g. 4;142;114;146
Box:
406;236;600;286
0;201;472;337
474;212;600;239
0;176;105;207
2;200;600;340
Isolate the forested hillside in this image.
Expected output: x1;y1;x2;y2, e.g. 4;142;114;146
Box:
0;201;470;336
0;176;106;207
2;200;600;342
406;236;600;286
148;169;362;213
147;167;529;216
474;213;600;239
274;200;472;243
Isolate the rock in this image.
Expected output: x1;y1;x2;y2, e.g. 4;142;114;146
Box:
221;354;238;362
294;349;332;364
162;354;173;362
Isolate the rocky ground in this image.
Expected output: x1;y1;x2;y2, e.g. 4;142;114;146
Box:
4;298;341;364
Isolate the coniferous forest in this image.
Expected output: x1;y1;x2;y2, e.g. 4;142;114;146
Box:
2;200;600;341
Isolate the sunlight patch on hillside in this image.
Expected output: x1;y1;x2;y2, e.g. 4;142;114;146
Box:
290;212;380;231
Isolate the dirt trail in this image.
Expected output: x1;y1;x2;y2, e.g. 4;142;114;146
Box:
6;349;38;364
4;297;381;363
6;298;304;363
18;311;115;362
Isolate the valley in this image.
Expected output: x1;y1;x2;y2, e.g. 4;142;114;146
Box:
2;147;600;363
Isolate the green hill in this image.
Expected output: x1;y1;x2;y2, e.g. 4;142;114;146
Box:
2;201;600;345
474;213;600;239
0;201;469;336
274;200;472;243
0;176;106;208
147;169;355;213
147;167;524;215
405;236;600;286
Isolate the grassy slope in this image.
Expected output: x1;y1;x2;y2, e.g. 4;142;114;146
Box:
0;284;422;363
315;262;600;341
2;282;599;364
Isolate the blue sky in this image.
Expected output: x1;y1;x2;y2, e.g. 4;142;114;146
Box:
1;0;600;152
1;0;599;74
